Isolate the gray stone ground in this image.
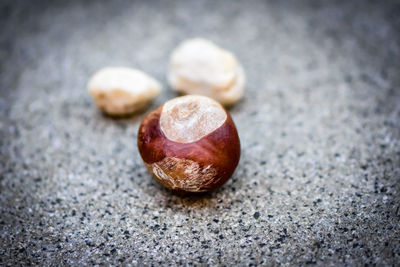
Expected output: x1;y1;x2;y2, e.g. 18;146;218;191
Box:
1;0;400;265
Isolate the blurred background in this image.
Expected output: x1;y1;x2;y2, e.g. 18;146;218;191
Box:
1;0;399;265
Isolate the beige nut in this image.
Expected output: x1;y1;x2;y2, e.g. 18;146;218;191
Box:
167;38;245;105
88;67;161;116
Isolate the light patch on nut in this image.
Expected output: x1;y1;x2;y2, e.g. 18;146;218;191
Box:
168;38;245;105
160;95;227;143
146;157;218;192
88;67;161;115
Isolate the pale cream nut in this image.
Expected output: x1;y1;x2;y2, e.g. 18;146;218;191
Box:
168;38;245;105
88;67;161;116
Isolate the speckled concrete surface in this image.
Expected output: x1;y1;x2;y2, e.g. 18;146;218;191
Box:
1;0;400;265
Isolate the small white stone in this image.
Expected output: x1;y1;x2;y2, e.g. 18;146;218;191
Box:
168;38;245;105
87;67;161;116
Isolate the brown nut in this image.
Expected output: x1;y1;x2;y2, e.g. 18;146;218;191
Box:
137;95;240;193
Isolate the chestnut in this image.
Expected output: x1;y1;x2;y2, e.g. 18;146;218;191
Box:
137;95;240;193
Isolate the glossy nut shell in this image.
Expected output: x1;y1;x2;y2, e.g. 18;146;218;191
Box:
137;95;240;193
